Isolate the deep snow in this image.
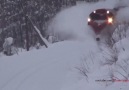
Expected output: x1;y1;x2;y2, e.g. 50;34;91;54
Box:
0;41;99;90
0;0;129;90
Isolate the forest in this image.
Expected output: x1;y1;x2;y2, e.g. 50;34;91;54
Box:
0;0;99;55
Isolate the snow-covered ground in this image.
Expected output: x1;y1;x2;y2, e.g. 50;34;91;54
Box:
0;0;129;90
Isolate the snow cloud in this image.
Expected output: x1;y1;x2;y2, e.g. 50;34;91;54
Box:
115;0;129;8
48;5;94;41
47;0;117;41
116;7;129;23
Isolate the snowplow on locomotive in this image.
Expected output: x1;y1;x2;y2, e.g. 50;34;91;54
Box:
87;9;115;41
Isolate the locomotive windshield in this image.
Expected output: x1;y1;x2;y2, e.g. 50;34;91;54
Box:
90;13;107;20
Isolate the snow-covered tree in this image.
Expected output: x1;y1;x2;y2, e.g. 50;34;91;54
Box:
3;37;14;55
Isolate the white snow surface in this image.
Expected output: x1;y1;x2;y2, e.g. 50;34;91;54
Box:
1;0;129;90
0;41;99;90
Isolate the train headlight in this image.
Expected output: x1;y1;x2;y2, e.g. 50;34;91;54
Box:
88;18;91;22
107;10;110;14
108;17;113;24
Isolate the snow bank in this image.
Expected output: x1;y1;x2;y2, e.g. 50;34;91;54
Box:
0;41;99;90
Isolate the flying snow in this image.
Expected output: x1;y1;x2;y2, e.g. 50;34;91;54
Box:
47;5;95;41
116;7;129;23
47;0;117;42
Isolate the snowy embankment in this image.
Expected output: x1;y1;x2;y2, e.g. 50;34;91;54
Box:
0;0;129;90
0;41;99;90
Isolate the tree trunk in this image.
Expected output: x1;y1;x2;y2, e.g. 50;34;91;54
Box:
25;16;29;51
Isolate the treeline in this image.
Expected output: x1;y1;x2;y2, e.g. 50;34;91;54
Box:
0;0;99;55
